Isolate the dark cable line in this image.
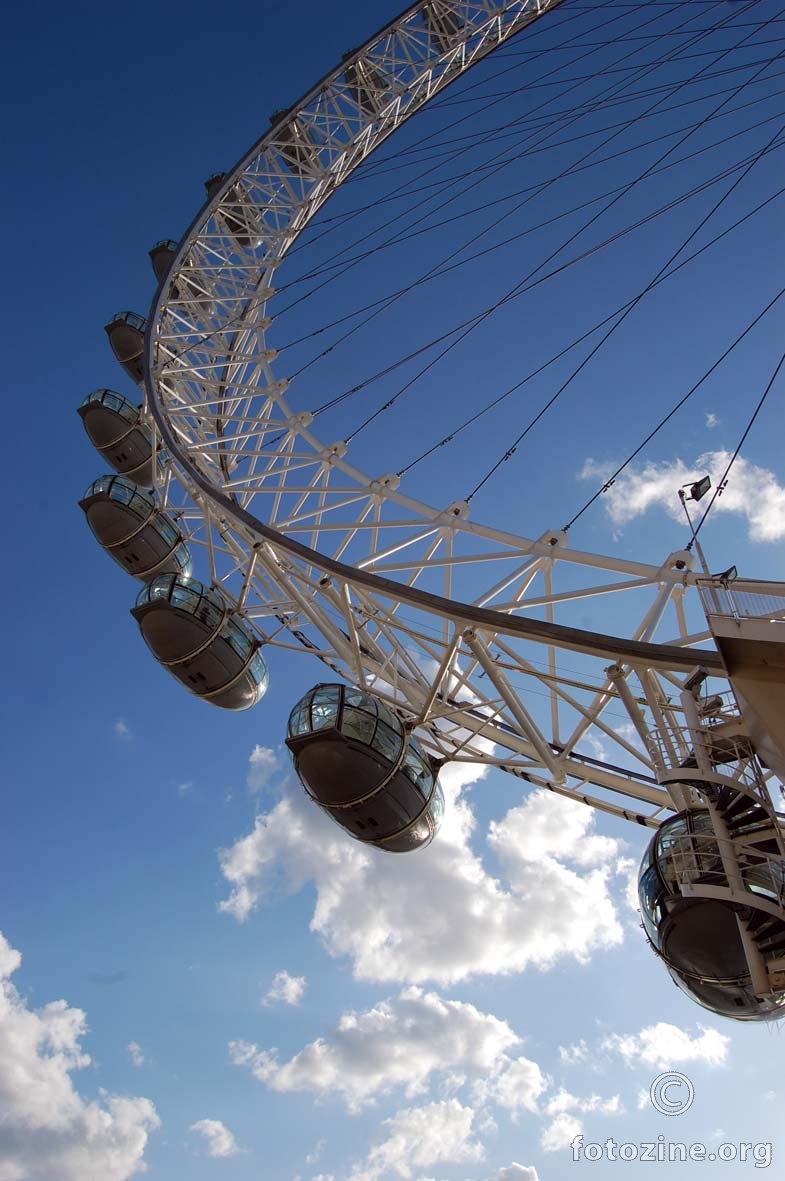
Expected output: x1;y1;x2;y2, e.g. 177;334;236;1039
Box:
285;62;785;268
283;12;772;279
283;1;759;389
311;3;775;443
172;0;748;369
346;0;747;184
564;287;785;531
397;181;785;476
345;0;672;183
279;67;785;301
278;0;700;296
692;350;785;540
466;61;785;501
305;137;784;431
347;21;774;190
276;95;785;351
353;47;785;183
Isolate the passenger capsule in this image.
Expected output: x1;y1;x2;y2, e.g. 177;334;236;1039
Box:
269;110;320;178
638;809;785;1021
131;574;268;710
149;239;211;311
80;475;191;581
78;389;156;486
204;173;261;248
105;311;147;385
424;1;464;52
342;54;388;116
286;683;445;852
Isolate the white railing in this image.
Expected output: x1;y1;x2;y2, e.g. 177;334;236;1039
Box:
698;578;785;622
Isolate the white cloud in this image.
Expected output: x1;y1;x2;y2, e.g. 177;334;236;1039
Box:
581;451;785;542
0;932;159;1180
602;1022;730;1070
475;1056;547;1116
542;1088;621;1116
190;1119;241;1158
537;1087;621;1152
705;413;719;429
306;1138;326;1164
558;1040;589;1065
113;719;132;741
127;1041;144;1068
349;1100;484;1181
615;856;641;915
231;986;519;1111
247;745;280;793
177;781;193;796
495;1166;539;1181
540;1111;583;1152
262;969;306;1007
218;780;625;986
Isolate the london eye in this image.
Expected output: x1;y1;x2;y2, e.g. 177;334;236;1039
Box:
80;0;785;1021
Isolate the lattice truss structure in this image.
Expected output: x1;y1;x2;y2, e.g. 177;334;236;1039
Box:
135;0;783;828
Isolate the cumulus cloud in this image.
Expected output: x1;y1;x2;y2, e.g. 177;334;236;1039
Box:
262;969;306;1007
218;778;625;986
705;413;719;429
602;1022;730;1070
581;452;785;542
190;1119;241;1158
127;1041;145;1067
559;1040;589;1065
542;1089;621;1117
349;1100;484;1181
475;1055;547;1116
231;986;519;1111
0;932;159;1180
247;745;280;793
495;1166;539;1181
540;1111;583;1152
537;1086;623;1148
113;719;132;741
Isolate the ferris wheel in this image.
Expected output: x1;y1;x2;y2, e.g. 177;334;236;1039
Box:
79;0;785;1022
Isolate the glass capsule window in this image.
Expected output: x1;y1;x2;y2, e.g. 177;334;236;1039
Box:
136;573;226;627
341;706;377;745
638;864;664;949
81;388;140;425
84;474;155;516
429;783;445;826
370;720;401;764
286;684;406;766
402;740;435;798
108;310;147;333
223;614;255;661
248;649;270;691
311;685;341;732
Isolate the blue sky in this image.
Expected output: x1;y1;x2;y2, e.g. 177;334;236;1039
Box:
2;0;785;1178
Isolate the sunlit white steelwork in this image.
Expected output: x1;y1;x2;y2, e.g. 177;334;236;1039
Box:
82;0;785;1017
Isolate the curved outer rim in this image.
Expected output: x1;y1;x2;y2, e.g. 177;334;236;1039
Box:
127;0;785;834
142;0;722;674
